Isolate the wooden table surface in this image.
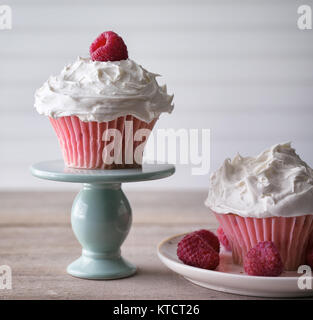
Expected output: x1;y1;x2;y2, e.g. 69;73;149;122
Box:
0;191;268;300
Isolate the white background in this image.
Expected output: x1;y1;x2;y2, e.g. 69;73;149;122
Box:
1;0;313;191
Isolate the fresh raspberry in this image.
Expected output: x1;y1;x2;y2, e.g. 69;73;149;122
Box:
216;226;231;251
177;232;219;270
90;31;128;62
244;241;283;276
192;229;220;253
306;246;313;268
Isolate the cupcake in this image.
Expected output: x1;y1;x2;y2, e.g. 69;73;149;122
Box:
205;143;313;270
34;31;174;169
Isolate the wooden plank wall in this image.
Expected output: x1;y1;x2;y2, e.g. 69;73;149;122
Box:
1;0;312;190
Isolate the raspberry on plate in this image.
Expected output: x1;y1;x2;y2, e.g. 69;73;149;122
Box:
177;232;219;270
216;226;231;251
192;229;220;253
90;31;128;62
244;241;284;276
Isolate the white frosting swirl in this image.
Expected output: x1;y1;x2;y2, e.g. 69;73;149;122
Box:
205;143;313;218
34;57;174;122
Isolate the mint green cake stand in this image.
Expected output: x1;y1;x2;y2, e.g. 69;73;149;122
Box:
31;160;175;280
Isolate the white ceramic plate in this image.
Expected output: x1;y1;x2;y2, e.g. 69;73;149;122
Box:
157;233;313;298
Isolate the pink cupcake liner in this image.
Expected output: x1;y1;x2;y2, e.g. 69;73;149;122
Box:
214;213;313;271
49;115;157;169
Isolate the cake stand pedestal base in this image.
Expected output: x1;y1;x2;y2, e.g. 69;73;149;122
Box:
67;252;136;280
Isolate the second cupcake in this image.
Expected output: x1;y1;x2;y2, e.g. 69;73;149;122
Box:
205;143;313;271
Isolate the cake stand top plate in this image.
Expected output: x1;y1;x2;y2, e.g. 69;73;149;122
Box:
30;160;175;184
